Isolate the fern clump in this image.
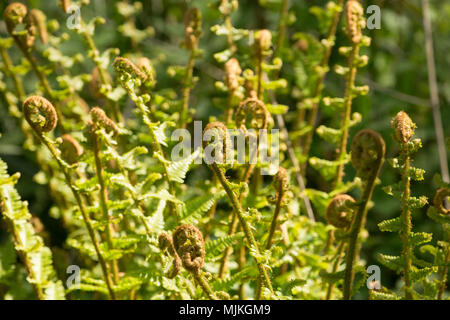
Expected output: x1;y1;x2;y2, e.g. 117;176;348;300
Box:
0;0;448;301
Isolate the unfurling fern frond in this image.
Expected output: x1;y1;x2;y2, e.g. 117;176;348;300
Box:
0;158;65;300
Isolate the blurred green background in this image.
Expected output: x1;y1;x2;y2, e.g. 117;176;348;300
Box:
0;0;449;297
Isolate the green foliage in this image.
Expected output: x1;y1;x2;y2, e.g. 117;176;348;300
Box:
0;0;448;301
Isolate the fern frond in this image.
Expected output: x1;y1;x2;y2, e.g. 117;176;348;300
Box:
0;158;65;300
378;217;401;233
205;232;244;260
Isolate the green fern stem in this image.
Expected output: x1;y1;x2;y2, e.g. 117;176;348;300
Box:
41;140;116;299
400;146;414;299
193;270;218;300
23;101;116;299
438;224;450;299
218;160;258;279
181;49;195;129
326;241;346;300
120;81;176;202
0;190;45;299
343;177;376;299
334;44;360;187
91;127;120;284
211;164;274;296
343;130;385;300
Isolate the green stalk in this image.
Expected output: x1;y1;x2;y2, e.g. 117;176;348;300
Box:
343;130;385;300
334;44;360;186
181;50;195;129
91;128;120;284
399;145;413;299
211;164;274;296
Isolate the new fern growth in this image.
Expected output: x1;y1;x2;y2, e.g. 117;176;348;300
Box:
376;112;431;300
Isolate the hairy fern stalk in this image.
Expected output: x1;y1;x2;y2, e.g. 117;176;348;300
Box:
0;0;448;301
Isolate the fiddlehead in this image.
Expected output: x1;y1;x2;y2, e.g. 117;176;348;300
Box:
173;224;206;273
23;96;58;134
4;3;35;49
224;58;242;124
346;0;365;44
158;233;182;279
113;57;148;86
235;97;269;133
59;134;84;165
90;106;120;134
22;96;116;299
326;194;355;230
172;225;217;299
325;194;356;299
434;188;450;216
203;122;275;297
376;111;430;300
266;167;289;250
28;9;48;45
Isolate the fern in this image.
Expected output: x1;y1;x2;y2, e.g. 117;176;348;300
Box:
0;159;65;300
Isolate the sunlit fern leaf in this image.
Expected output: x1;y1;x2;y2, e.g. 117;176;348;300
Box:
377;254;402;272
281;279;308;296
410;266;437;282
426;207;450;225
316;125;342;146
180;190;226;224
308;157;340;182
0;239;16;280
144;197;166;234
0;158;65;300
319;269;345;284
378;217;401;233
66;283;109;296
212;266;256;292
369;290;400;300
167;148;201;183
205;232;245;260
409;232;433;247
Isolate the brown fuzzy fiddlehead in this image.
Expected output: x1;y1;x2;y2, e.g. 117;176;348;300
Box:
202;121;233;165
346;0;364;44
225;58;242;92
171;225;217;299
158;233;182;279
136;57;155;87
235;97;269;133
266;167;289;250
59;134;83;165
4;3;36;49
256;29;272;52
434;188;450;216
173;224;206;273
28;9;48;45
392;111;416;145
113;57;148;84
326;194;356;230
23;96;58;133
203;122;275;297
351;129;386;180
90;107;119;134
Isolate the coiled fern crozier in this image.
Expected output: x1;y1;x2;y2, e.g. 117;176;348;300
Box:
0;0;449;301
376;112;432;300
